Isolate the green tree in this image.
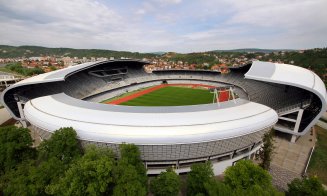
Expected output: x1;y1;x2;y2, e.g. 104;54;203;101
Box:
49;66;57;71
260;130;275;170
150;167;181;196
204;179;235;196
113;144;147;196
224;160;273;190
204;174;284;196
0;158;66;196
46;146;115;196
113;162;147;196
0;160;35;196
38;127;82;163
119;144;147;187
287;176;327;196
187;162;214;196
0;127;82;195
0;126;36;173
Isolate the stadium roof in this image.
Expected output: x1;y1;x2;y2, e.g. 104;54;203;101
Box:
24;93;278;145
12;59;148;86
245;61;327;134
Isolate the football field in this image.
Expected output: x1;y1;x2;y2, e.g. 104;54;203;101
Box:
106;85;214;106
120;86;213;106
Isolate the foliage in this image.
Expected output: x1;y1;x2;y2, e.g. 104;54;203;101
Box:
0;126;36;173
5;62;44;76
204;179;235;196
308;126;327;184
287;176;327;196
260;129;275;170
49;66;57;71
119;143;147;186
0;158;67;196
150;167;181;196
204;179;283;196
0;45;157;59
168;53;218;66
113;144;147;196
224;160;273;190
46;146;116;196
113;162;147;196
0;126;149;196
0;127;82;195
186;162;214;196
38;127;82;163
0;160;35;195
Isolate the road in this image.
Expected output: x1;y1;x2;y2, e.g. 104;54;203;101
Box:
0;108;12;125
317;120;327;130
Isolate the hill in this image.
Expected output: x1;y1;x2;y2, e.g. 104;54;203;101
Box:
0;45;158;59
211;48;296;53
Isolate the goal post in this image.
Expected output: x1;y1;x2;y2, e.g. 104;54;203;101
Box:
210;85;236;106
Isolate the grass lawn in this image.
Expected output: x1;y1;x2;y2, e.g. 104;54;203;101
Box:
308;126;327;184
119;86;214;106
101;86;155;103
0;67;24;77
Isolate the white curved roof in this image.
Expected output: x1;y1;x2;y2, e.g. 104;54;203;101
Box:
11;59;147;86
0;60;148;119
23;93;278;145
245;61;327;134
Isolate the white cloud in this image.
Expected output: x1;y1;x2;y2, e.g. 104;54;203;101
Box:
0;0;326;52
153;0;182;5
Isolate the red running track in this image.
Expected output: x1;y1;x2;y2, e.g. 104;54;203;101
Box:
106;83;216;105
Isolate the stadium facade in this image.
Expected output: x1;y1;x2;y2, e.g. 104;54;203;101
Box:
1;60;326;175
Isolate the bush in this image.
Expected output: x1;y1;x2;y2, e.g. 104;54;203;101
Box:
287;176;327;196
0;126;36;173
187;162;214;195
224;160;273;190
150;168;181;196
5;62;44;76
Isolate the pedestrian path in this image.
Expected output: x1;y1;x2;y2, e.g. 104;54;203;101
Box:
270;129;315;191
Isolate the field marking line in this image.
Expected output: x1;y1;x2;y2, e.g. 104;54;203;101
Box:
105;83;216;105
106;84;167;105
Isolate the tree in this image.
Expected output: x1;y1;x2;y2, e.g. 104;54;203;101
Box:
204;179;235;196
260;129;275;170
204;173;283;196
113;162;147;196
287;176;327;196
187;162;214;196
1;127;82;195
0;126;36;173
150;167;181;196
0;158;66;196
46;146;116;196
224;160;273;190
119;144;147;187
38;127;82;163
113;144;147;196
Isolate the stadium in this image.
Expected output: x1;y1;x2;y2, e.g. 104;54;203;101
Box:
1;60;326;175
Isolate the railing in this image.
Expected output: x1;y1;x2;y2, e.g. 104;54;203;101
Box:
0;75;15;80
277;99;311;114
303;146;315;177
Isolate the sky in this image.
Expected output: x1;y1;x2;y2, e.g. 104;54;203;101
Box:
0;0;326;53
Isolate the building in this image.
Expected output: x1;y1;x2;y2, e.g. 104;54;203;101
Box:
1;60;326;175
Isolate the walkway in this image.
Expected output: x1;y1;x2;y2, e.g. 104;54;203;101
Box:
317;120;327;130
270;129;315;191
0;108;12;126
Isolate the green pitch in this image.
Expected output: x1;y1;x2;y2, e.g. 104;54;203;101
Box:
120;86;214;106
